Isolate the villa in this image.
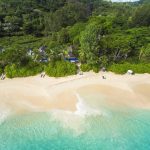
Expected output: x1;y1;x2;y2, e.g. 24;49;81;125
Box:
0;47;5;53
39;46;47;53
27;48;34;56
64;46;79;63
65;57;79;63
39;46;48;63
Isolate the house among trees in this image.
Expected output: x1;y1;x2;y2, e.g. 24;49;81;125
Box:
39;57;49;63
27;48;34;57
65;46;79;63
3;23;11;31
39;46;47;53
67;46;74;57
0;47;5;53
67;57;79;63
38;46;48;63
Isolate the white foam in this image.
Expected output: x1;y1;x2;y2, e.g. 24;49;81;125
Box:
49;109;86;135
0;105;11;125
49;93;107;134
50;92;103;119
75;93;102;117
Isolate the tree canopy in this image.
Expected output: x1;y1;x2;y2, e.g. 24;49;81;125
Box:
0;0;150;77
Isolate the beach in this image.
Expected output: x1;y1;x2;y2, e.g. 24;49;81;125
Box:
0;72;150;117
0;72;150;150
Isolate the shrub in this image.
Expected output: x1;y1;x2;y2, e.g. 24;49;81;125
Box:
108;63;150;74
92;66;100;73
80;64;92;72
0;67;2;75
5;63;43;78
80;64;100;73
45;61;77;77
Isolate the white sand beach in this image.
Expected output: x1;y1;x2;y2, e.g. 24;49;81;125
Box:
0;72;150;121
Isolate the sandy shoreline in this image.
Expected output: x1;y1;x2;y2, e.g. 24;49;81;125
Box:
0;72;150;121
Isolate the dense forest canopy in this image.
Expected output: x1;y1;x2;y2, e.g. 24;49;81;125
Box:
0;0;150;77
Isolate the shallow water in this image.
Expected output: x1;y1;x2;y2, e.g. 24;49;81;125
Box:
0;94;150;150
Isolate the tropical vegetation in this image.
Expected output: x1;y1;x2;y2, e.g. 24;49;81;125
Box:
0;0;150;77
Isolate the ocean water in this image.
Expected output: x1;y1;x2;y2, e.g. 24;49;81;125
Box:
0;95;150;150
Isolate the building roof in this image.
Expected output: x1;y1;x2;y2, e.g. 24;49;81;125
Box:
65;57;79;62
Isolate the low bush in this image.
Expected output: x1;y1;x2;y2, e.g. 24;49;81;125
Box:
5;62;43;78
80;64;100;73
0;67;2;75
45;61;77;77
92;66;100;73
108;63;150;74
80;64;92;72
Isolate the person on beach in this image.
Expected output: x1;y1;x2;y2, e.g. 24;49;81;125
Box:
41;72;46;78
1;73;5;80
41;73;43;78
102;75;106;79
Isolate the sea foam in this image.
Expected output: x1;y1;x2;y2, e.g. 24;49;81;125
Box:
49;92;108;135
0;105;11;125
75;93;102;117
51;92;102;118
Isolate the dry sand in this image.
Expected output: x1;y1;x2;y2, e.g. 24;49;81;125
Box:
0;72;150;118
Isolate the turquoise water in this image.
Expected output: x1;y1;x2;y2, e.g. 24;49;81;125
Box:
0;108;150;150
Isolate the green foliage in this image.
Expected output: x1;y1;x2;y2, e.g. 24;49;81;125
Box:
113;6;132;29
68;22;86;44
79;18;100;65
131;4;150;27
99;56;109;67
45;61;77;77
80;64;100;73
108;63;150;74
80;64;92;72
0;67;2;75
0;0;150;77
139;44;150;62
0;0;90;36
102;33;133;62
79;16;114;65
57;28;70;44
92;66;100;73
5;63;43;78
139;0;150;4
